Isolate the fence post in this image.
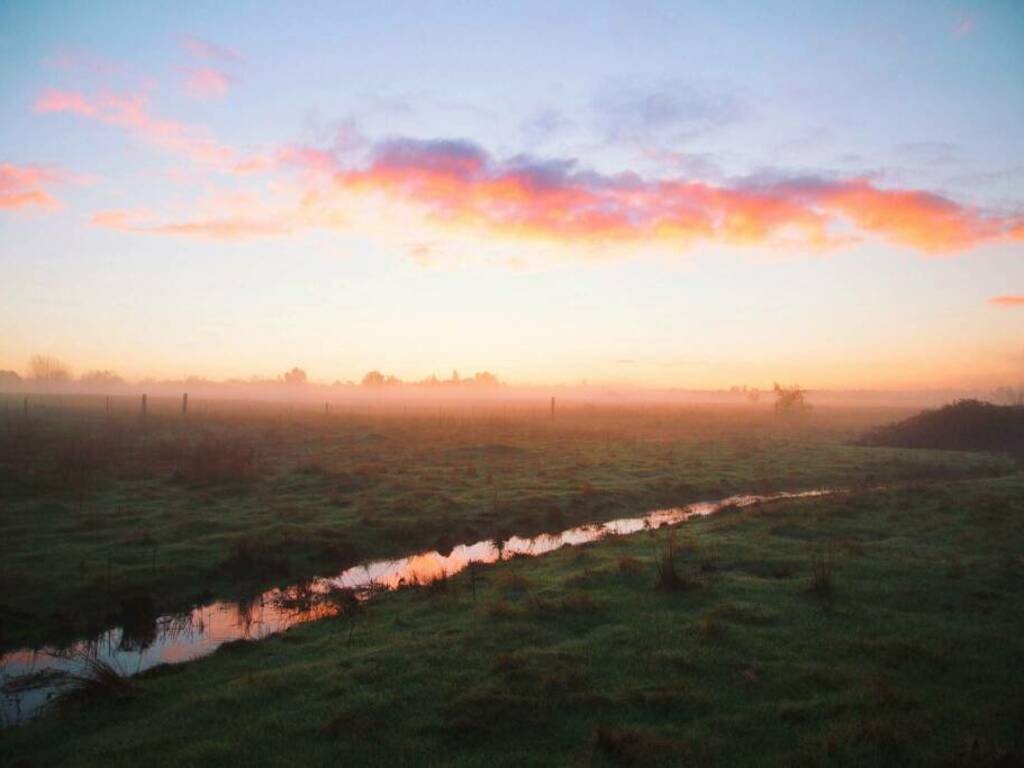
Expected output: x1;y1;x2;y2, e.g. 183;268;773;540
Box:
182;392;188;416
141;393;147;418
550;396;556;418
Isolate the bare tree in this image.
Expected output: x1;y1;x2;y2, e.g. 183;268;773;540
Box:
773;382;808;414
471;371;500;386
28;355;72;383
282;367;307;385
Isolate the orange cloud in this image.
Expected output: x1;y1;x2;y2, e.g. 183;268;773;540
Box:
92;193;295;239
815;180;1008;253
96;215;292;239
91;209;155;228
183;67;231;99
987;295;1024;308
42;85;1014;261
0;164;62;210
84;137;1024;256
322;140;1022;254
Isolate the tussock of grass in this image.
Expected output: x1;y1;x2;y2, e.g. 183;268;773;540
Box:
61;654;140;706
807;543;837;609
655;533;694;591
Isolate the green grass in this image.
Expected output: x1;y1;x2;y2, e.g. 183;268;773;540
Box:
4;473;1023;766
1;398;1010;649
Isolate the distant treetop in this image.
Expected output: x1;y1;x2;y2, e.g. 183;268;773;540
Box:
282;367;308;384
28;355;72;383
361;370;502;387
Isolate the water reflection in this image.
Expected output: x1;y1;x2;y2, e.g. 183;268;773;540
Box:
1;489;827;727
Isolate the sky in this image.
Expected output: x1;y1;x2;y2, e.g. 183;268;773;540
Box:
1;0;1022;390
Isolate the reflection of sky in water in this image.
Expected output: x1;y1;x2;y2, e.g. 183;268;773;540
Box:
1;490;826;726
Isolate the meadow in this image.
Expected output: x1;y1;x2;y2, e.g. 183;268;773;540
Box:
0;395;1008;651
1;395;1022;766
3;467;1022;765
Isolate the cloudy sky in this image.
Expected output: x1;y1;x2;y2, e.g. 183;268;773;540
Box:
1;0;1022;388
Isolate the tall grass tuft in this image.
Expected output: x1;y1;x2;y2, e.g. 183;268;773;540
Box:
64;653;140;704
655;533;690;591
808;542;836;608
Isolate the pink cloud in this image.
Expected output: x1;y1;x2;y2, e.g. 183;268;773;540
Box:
34;89;97;117
0;164;62;210
44;50;124;77
231;155;274;175
987;295;1024;308
35;88;237;167
317;139;1024;254
181;36;240;62
93;209;291;239
184;67;231;99
276;145;338;175
86;136;1024;256
92;193;294;240
953;14;977;38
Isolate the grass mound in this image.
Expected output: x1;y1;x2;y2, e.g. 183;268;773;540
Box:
860;400;1024;455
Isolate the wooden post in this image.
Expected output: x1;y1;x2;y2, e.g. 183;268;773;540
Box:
141;393;147;418
550;396;555;418
105;396;111;416
182;392;188;416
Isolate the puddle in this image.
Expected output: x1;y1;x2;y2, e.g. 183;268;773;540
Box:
1;489;829;726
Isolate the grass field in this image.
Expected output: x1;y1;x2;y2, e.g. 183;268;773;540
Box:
3;470;1023;766
0;397;1010;650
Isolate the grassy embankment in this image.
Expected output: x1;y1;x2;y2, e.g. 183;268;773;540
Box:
0;395;1012;649
4;472;1023;765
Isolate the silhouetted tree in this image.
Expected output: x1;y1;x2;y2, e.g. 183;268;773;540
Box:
472;371;499;386
79;369;124;386
283;367;307;384
729;384;761;403
28;355;72;383
773;382;808;414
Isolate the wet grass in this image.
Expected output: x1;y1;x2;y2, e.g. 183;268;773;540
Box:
4;473;1024;765
0;397;1012;650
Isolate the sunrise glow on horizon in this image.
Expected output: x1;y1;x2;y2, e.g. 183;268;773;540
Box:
2;1;1022;390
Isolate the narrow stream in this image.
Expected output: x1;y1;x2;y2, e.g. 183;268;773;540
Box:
1;489;829;726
